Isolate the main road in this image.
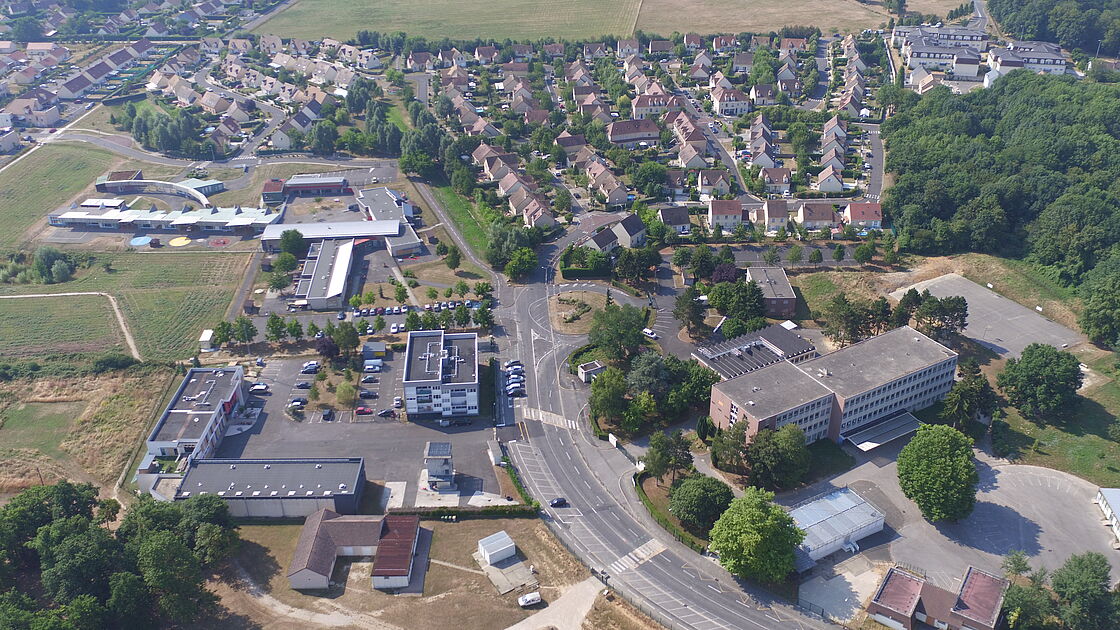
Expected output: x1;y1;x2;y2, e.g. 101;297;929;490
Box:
412;177;830;628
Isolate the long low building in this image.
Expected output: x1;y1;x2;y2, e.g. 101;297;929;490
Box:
709;326;957;445
49;201;280;234
287;509;423;591
283;173;350;196
174;458;367;517
295;238;354;310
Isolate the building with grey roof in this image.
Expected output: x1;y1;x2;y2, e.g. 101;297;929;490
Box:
356;187;424;256
693;323;818;380
288;509;382;589
49;200;279;234
174;457;367;517
283;173;349;195
403;331;479;417
140;367;247;473
708;326;957;445
423;441;454;489
789;487;884;571
744;266;796;318
294;238;353;309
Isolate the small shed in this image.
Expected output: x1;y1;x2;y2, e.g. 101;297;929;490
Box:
577;360;607;383
478;530;516;566
363;341;387;358
199;328;215;351
486;439;503;466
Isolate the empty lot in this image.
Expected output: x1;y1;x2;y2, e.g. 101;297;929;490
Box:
890;273;1084;357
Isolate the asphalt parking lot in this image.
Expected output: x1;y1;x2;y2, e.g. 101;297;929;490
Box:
220;357;499;508
890;273;1083;357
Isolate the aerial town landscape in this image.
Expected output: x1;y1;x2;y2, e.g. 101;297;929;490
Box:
1;0;1120;628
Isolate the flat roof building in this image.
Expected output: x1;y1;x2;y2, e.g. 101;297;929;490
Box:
261;221;401;250
283;173;349;195
403;331;479;417
140;367;247;475
423;441;454;489
693;323;818;380
49;202;279;234
744;267;796;319
294;238;353;310
709;326;957;445
175;457;367;518
356;187;423;256
789;487;884;571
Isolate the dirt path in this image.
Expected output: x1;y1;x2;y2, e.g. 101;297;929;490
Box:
0;292;141;360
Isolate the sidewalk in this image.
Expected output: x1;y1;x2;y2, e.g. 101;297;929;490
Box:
504;577;601;630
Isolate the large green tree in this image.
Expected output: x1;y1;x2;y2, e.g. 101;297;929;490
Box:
588;304;646;361
589;366;627;422
708;488;805;583
669;475;735;534
997;343;1083;418
746;425;811;490
278;229;308;257
1051;552;1118;630
897;424;979;521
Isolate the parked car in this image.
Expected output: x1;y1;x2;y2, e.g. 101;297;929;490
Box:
300;366;319;374
390;323;400;334
359;390;377;399
361;375;378;384
355;407;373;415
361;308;370;316
336;311;347;320
295;381;311;389
642;328;658;339
518;592;542;608
377;409;395;417
549;497;567;508
321;408;334;422
249;383;269;394
504;360;522;368
288;397;308;408
393;396;402;408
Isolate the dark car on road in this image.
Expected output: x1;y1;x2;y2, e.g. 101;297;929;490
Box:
549;497;567;507
377;409;395;417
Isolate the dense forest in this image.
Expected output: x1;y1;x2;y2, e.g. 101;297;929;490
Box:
881;71;1120;346
987;0;1120;55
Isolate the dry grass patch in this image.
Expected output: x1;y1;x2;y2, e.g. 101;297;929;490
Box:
549;291;607;335
406;258;486;289
637;0;893;37
0;369;175;491
582;591;663;630
206;163;340;208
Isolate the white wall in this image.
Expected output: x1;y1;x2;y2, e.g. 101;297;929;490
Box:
289;568;330;590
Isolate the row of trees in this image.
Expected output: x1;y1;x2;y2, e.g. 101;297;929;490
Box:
821;288;967;347
1001;550;1120;629
115;101;216;160
0;482;238;627
589;352;721;435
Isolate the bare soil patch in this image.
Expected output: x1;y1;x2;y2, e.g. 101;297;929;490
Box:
582;591;663;630
548;291;607;335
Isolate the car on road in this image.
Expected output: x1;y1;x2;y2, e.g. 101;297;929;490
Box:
377;409;395;417
295;381;311;389
288;397;308;408
321;408;334;422
361;375;378;384
249;383;269;394
642;328;659;339
359;390;377;399
393;396;402;408
336;311;347;320
355;407;373;415
549;497;567;508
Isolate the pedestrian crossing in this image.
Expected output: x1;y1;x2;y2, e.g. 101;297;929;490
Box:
521;405;580;430
607;539;667;574
864;194;880;201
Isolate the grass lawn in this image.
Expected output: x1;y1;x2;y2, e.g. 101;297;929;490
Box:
387;102;410;132
0;252;249;361
405;257;485;289
788;269;878;321
0;295;125;359
428;182;491;258
549;291;607;335
0;142;181;251
0;402;85;459
581;593;663;630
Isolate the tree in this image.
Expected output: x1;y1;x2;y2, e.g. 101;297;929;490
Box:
672;247;693;271
709;488;805;583
832;244;846;262
644;431;672;482
505;247;537;279
998;343;1083;418
940;359;998;428
268;270;292;293
746;425;811;490
333;321;359;355
710;262;740;284
278;229;308;257
589;366;627;421
286;318;304;341
787;245;803;264
265;313;287;343
306;322;320;338
107;571;152;628
405;310;422;330
1003;549;1032;577
373;315;386;334
445;245;461;271
394;284;409;304
1003;580;1055;630
335;381;357;407
474;281;492;298
315;335;339;359
233;315;257;349
808;248;823;263
454;280;470;298
1051;552;1117;630
762;246;780;266
427;287;440;300
399;150;434;176
273;252;298;273
622;391;657;434
711;420;748;474
10;16;41;42
454;303;471;327
627;352;671;400
674;286;705;334
690;244;715;278
897;424;978;521
137;530;213;621
472;305;494;329
853;243;875;265
670;475;735;534
588;304;646;361
193;522;239;566
211;320;233;348
821;294;868;347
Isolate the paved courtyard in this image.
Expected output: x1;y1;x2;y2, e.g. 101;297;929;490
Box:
890;273;1083;357
785;442;1120;621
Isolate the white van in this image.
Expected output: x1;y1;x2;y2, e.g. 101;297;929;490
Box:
642;328;658;339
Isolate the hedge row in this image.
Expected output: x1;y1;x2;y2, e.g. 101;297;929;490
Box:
502;456;540;508
388;504;538;518
559;266;608;280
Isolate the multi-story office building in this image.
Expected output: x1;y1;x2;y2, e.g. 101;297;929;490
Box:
402;331;479;417
709;326;958;445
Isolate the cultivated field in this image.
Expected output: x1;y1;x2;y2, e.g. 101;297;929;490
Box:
0;252;249;361
254;0;906;40
0;295;125;358
0;142;183;251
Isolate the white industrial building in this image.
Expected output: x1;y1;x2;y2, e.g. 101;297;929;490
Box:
294;238;354;310
403;331;480;417
789;487;885;571
478;530;517;565
1095;488;1120;544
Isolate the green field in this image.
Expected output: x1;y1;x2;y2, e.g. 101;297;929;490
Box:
253;0;907;41
0;402;85;459
0;143;183;251
0;295;125;359
428;183;491;259
0;252;249;361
